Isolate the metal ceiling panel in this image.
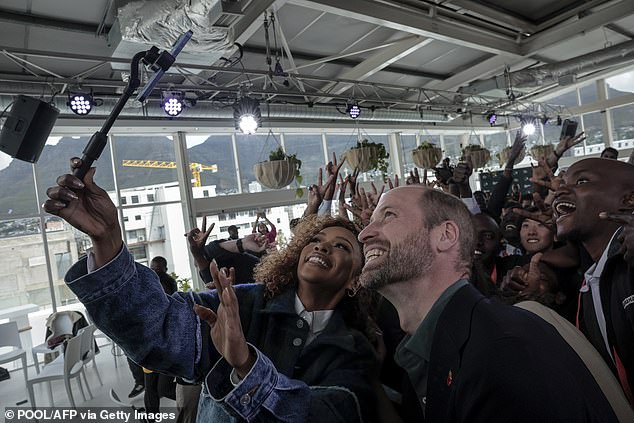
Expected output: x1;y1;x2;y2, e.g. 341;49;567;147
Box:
536;27;631;62
364;72;431;88
0;21;26;48
285;12;383;56
613;15;634;30
477;0;584;23
28;27;113;57
400;45;487;75
0;1;29;13
30;0;111;23
395;40;461;68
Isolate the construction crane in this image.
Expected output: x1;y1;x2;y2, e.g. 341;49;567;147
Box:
122;160;218;187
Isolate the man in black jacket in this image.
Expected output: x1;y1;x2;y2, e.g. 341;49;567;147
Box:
553;158;634;407
358;185;617;422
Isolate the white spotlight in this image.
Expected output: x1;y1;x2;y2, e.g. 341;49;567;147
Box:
233;97;262;134
522;122;536;136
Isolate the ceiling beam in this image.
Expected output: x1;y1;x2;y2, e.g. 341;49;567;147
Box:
521;0;634;55
446;0;537;34
424;55;506;91
233;0;285;44
316;36;433;101
241;45;447;80
287;0;522;57
0;8;109;34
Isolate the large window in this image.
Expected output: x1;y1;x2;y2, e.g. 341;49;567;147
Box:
483;132;508;165
610;103;634;143
400;134;418;173
0;158;37;219
581;112;605;148
113;134;177;191
579;83;598;105
187;134;239;197
283;134;326;187
442;135;462;163
606;69;634;98
236;133;281;193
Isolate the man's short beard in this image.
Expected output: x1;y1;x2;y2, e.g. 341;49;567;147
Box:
360;230;434;290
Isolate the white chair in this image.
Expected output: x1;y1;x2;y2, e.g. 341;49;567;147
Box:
0;321;28;385
26;334;86;409
85;310;122;368
32;312;75;373
79;324;102;391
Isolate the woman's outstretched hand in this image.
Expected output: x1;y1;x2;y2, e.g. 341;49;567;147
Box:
194;260;255;378
43;158;121;267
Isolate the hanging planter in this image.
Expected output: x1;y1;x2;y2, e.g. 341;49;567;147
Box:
462;145;491;169
497;146;525;167
412;142;442;169
254;147;303;195
530;144;554;160
343;139;389;179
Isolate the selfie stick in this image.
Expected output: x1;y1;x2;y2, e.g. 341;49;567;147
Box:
72;30;193;180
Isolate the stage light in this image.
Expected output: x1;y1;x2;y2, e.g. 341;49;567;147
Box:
233;97;261;134
68;93;93;116
522;122;536;136
346;104;361;119
486;112;497;126
162;91;184;117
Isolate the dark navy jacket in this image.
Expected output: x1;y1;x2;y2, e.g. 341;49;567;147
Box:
422;284;617;422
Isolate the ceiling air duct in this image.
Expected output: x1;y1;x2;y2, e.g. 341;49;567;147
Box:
459;40;634;98
108;0;236;74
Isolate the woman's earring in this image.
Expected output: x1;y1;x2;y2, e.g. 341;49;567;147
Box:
345;286;359;297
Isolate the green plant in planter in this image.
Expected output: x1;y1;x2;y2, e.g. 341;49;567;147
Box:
170;272;194;292
348;139;390;180
412;141;442;169
461;144;491;169
268;146;304;197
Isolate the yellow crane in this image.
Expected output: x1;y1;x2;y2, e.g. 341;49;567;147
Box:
122;160;218;187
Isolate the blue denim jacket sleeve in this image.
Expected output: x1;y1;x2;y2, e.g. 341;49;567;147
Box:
204;344;366;423
65;245;218;381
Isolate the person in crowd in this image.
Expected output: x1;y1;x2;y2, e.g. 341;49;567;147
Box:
357;184;617;422
127;360;145;399
499;205;524;254
518;208;554;256
226;224;239;240
545;157;634;406
252;211;277;244
143;256;179;418
600;147;619;160
150;256;178;295
472;213;530;290
43;161;382;422
190;217;261;284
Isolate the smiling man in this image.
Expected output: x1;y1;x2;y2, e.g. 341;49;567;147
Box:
552;157;634;406
358;185;617;422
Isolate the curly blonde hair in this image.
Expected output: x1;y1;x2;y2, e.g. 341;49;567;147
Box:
254;215;363;298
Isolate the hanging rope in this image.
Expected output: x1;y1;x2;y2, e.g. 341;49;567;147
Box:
263;13;273;75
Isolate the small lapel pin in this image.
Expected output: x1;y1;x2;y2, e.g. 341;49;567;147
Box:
446;370;453;387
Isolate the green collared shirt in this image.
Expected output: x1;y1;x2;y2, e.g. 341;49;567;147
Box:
394;279;469;413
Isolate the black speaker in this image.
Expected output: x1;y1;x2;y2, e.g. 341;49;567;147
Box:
0;95;59;163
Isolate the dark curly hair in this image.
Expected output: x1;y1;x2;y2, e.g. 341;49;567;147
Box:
254;215;363;298
253;215;379;342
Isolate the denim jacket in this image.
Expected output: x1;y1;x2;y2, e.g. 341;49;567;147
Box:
65;246;377;422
